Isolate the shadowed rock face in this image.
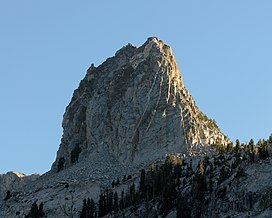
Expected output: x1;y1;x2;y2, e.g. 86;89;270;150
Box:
51;37;229;172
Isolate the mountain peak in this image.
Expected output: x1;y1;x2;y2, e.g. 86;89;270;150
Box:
1;38;241;218
51;37;229;173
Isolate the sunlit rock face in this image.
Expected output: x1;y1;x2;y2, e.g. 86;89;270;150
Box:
51;37;229;172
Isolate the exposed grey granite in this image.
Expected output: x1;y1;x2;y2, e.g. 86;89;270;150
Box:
52;37;229;173
0;37;235;217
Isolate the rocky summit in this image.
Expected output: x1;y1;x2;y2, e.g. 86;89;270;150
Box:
2;37;272;218
52;37;229;173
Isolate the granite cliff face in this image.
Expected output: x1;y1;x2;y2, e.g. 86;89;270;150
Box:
52;37;229;172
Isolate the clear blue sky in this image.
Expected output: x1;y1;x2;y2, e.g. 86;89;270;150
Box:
1;1;271;174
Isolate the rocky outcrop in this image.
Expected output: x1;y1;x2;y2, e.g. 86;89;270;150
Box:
0;171;39;200
52;37;229;172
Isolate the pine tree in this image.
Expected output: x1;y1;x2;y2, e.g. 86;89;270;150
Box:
80;198;96;218
91;198;96;218
26;202;44;218
80;199;87;218
113;191;119;213
119;189;124;211
268;134;272;144
139;169;146;194
259;140;269;159
88;198;92;217
235;139;241;154
226;143;234;153
98;193;105;217
219;166;227;183
209;160;214;193
192;160;207;217
161;175;176;215
130;183;136;206
249;139;254;152
189;159;193;175
30;202;39;218
38;202;45;217
108;190;113;214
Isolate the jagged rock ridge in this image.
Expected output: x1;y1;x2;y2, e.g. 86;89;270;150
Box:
52;37;229;172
